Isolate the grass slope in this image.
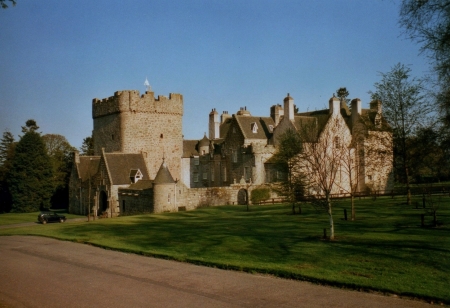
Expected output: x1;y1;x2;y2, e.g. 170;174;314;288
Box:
1;196;449;304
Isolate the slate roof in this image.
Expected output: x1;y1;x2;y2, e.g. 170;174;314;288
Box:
121;180;154;190
77;156;101;182
220;117;233;139
153;160;175;184
235;116;275;140
103;153;150;185
183;140;200;157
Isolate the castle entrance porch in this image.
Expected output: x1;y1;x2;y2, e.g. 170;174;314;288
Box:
237;189;248;205
99;191;108;216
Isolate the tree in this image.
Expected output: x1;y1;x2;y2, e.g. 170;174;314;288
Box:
7;121;54;212
80;136;95;156
399;1;450;126
297;116;351;239
0;0;16;9
272;129;305;214
337;146;359;221
336;87;350;108
400;0;450;81
369;63;431;205
42;134;75;209
21;119;39;134
0;131;15;213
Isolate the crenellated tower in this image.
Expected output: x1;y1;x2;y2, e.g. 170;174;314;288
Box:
92;90;184;181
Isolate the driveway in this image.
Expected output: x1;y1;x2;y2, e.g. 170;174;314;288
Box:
0;236;434;308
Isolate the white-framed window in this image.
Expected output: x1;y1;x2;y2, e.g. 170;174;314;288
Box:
194;156;199;165
194;172;199;182
251;122;258;133
268;125;273;132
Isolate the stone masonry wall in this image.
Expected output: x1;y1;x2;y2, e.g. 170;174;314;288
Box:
92;90;183;181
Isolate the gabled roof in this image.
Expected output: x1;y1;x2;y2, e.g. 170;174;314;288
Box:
183;140;199;157
103;153;150;185
220;117;233;139
359;109;391;131
77;156;101;182
235;116;275;140
153;160;175;184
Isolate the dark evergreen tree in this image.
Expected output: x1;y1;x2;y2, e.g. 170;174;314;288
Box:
7;121;54;212
336;87;350;108
0;131;15;213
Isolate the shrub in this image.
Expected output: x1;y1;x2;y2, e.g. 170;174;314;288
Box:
250;187;270;204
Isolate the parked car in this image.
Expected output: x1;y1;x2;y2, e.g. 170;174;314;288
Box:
38;212;66;224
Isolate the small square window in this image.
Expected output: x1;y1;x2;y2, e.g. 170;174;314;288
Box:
194;156;199;165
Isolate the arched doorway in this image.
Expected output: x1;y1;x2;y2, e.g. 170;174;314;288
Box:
237;189;248;205
99;191;108;215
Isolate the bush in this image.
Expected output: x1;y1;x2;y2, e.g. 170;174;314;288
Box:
250;187;270;204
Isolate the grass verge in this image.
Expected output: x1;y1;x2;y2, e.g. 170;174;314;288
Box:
0;196;449;304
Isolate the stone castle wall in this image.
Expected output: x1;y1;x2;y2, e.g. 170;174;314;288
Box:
92;90;183;181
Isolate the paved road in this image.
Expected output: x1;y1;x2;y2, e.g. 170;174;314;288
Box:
0;236;434;308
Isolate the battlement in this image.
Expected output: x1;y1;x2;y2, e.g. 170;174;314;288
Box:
92;90;183;119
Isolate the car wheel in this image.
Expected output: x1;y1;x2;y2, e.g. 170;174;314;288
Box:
42;219;47;224
59;218;64;223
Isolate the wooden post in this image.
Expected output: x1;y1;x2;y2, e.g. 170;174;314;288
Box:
344;209;347;221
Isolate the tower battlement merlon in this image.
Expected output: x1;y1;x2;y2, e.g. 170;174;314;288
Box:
92;90;183;119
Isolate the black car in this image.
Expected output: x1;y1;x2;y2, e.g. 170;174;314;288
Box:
38;212;66;224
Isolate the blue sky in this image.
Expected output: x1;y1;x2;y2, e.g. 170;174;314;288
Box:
0;0;429;149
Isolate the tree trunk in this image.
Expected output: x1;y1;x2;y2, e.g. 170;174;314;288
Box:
351;194;355;221
327;195;334;240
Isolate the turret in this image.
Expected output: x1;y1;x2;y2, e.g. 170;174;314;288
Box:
153;159;177;213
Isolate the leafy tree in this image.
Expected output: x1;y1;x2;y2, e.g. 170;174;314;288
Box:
7;121;54;212
0;131;15;213
369;63;431;205
250;187;271;204
0;0;16;9
336;87;350;108
21;119;39;134
399;1;450;126
400;0;450;81
42;134;75;209
272;129;305;214
80;136;95;156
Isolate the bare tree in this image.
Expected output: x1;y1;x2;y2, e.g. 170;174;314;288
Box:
297;116;351;239
337;145;359;221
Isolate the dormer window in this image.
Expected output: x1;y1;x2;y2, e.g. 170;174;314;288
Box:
130;169;143;184
268;125;273;132
251;122;258;133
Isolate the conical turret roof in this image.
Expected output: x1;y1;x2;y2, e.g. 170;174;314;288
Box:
199;133;210;147
153;159;175;184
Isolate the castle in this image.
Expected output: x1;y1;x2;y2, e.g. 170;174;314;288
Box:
69;89;393;216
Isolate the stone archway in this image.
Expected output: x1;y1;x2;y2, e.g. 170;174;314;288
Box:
237;189;248;205
99;191;108;215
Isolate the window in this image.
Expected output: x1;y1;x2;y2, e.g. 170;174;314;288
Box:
223;166;227;182
232;150;238;163
268;125;273;132
211;167;214;182
194;156;199;165
368;175;373;181
334;136;340;149
244;167;251;181
194;172;199;182
203;172;208;180
251;122;258;133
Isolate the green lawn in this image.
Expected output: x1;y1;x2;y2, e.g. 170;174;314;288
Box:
1;196;449;304
0;209;83;225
